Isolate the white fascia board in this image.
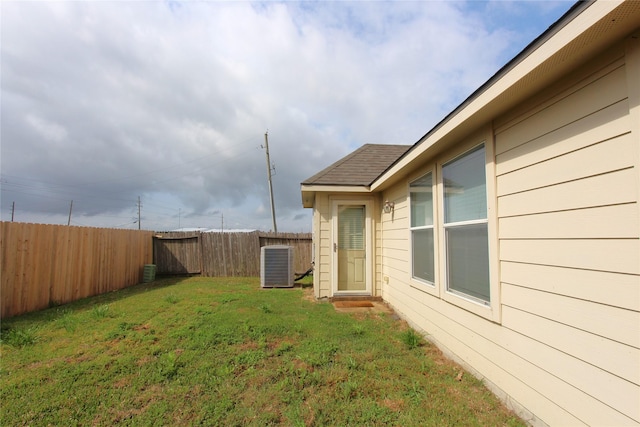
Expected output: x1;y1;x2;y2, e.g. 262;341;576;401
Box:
372;0;622;192
301;185;371;208
301;184;370;193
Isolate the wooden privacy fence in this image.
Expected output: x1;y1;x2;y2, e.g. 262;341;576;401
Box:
1;222;154;319
1;223;311;319
153;231;312;277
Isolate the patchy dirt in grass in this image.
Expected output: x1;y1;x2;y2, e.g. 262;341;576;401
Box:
109;407;144;424
380;398;406;412
4;277;526;427
133;323;151;331
27;357;63;370
238;341;261;352
333;301;375;308
333;300;395;315
302;286;316;303
113;376;132;389
136;355;154;366
292;358;314;373
65;353;93;364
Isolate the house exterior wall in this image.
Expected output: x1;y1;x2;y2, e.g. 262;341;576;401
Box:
312;192;382;299
379;34;640;426
313;192;332;299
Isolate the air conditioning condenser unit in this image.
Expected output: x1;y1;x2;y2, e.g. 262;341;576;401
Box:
260;245;294;288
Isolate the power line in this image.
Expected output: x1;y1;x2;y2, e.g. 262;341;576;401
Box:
0;140;262;214
1;114;280;230
1;129;258;179
1;135;262;194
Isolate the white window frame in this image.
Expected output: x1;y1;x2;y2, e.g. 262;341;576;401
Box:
409;169;440;297
437;140;499;321
443;219;490;304
405;133;499;321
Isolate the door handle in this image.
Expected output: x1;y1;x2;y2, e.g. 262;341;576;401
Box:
334;243;337;252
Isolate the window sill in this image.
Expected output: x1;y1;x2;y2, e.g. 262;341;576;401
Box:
442;290;500;322
409;277;440;298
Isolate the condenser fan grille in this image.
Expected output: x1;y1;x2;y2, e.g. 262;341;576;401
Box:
260;245;294;288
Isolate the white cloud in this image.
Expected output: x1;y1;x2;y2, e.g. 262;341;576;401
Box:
1;1;572;231
25;114;68;143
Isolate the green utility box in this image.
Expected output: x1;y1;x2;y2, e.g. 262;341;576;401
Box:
143;264;156;283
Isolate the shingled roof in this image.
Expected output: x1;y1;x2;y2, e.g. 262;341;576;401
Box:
302;144;411;187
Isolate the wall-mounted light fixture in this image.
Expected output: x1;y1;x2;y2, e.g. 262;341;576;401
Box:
383;200;395;214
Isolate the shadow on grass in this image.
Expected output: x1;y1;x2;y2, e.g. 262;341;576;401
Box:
3;274;313;328
2;276;189;327
294;281;313;289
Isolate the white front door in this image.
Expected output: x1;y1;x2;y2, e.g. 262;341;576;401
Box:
332;200;372;295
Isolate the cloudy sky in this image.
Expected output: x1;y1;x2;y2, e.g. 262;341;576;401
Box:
1;0;572;232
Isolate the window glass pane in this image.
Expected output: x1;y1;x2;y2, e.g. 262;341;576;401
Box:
338;206;364;250
410;173;433;227
443;145;486;224
446;223;490;302
412;228;434;283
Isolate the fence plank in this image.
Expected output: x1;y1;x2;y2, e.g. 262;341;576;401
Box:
1;222;15;317
1;222;153;319
154;231;312;277
153;234;201;274
259;232;313;274
200;231;261;277
2;223;311;318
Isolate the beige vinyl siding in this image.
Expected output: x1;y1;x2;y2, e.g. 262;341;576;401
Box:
315;193;332;298
499;203;638;239
380;180;612;424
500;261;639;314
382;283;637;426
380;184;411;299
497;167;637;217
380;260;634;425
379;35;640;426
501;304;638;388
494;57;627;157
374;197;383;296
496;131;633;196
495;37;640;425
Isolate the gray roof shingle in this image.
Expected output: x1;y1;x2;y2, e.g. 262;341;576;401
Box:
302;144;411;187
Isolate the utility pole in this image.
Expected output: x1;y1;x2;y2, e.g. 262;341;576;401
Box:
263;132;278;233
11;201;15;222
67;200;73;226
137;196;141;230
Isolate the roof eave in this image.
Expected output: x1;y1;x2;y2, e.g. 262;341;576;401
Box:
373;0;635;192
301;184;371;208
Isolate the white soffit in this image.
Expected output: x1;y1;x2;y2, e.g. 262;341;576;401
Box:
372;0;637;192
301;185;371;208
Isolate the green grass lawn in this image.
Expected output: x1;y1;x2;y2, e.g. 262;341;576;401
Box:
1;277;524;426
